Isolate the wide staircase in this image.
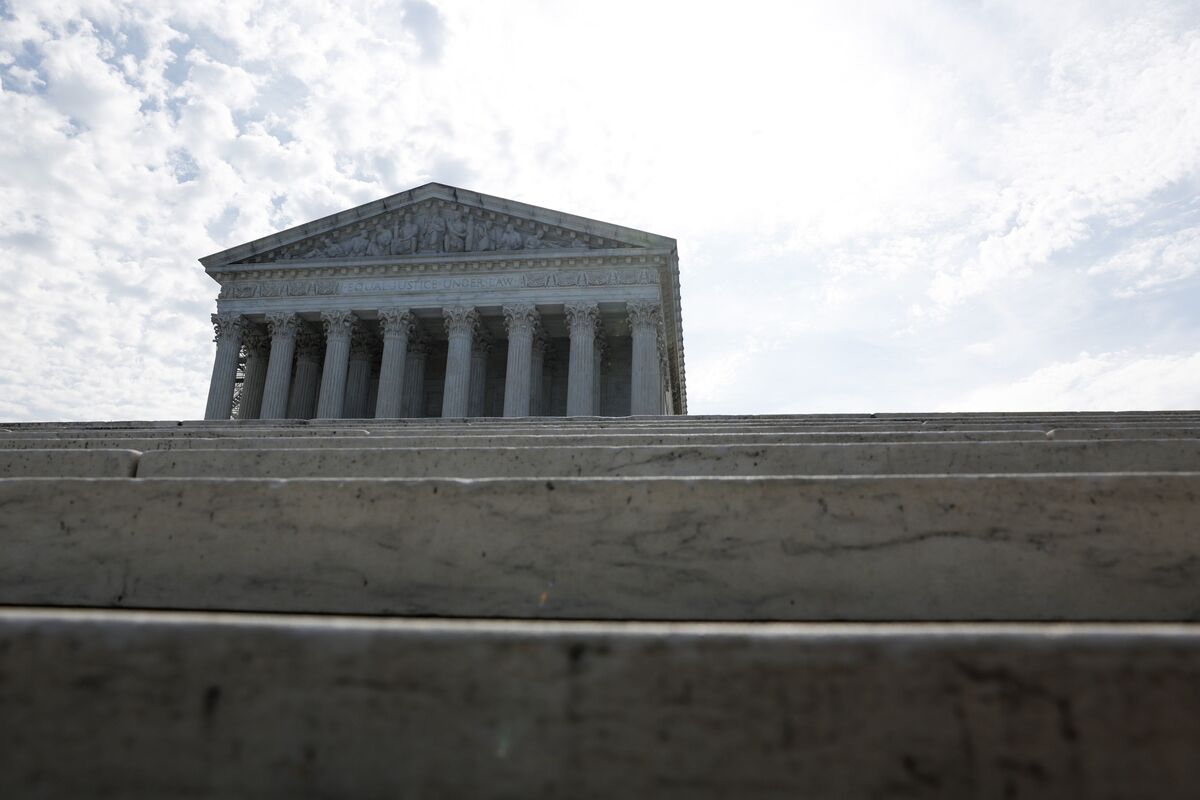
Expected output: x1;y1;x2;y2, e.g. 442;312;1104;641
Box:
2;412;1199;798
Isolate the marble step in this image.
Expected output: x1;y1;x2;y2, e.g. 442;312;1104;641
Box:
0;449;139;477
7;421;1200;444
4;426;1200;452
0;429;1063;450
6;410;1200;430
3;474;1198;619
133;439;1200;479
3;608;1199;799
0;427;373;440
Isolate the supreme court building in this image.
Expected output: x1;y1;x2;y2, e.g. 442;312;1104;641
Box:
201;183;687;419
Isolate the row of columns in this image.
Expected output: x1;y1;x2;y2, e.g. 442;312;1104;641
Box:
204;301;667;420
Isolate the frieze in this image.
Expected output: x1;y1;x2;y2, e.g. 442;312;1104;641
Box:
237;199;633;264
218;268;658;301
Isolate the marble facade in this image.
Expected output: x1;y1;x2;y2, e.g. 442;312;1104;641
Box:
200;183;687;419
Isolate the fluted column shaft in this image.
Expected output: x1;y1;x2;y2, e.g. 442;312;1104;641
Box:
204;313;244;420
468;336;491;417
287;330;323;420
375;309;413;419
401;336;429;417
502;305;539;417
628;301;663;415
316;311;356;419
260;313;300;419
529;336;547;417
565;303;599;417
343;328;374;418
238;329;270;420
441;307;478;418
592;330;606;417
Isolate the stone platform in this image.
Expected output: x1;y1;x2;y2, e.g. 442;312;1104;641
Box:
2;412;1199;797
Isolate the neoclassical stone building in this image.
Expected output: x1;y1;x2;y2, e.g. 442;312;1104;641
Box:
201;183;686;419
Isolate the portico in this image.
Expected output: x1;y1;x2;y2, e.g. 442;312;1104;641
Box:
200;183;687;419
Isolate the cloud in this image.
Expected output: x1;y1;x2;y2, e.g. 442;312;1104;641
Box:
941;351;1200;411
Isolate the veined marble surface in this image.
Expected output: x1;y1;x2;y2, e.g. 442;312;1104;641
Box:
2;474;1198;620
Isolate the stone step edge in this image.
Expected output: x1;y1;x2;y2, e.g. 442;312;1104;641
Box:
4;606;1199;639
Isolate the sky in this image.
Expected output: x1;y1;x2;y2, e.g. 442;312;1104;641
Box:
1;0;1198;420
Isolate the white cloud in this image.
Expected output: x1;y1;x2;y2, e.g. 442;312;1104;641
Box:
942;351;1200;412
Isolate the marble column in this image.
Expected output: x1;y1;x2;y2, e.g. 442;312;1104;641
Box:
468;334;492;417
565;302;599;417
343;327;375;419
592;327;607;417
401;334;429;417
628;301;663;416
287;328;323;420
236;328;270;420
204;313;245;421
375;308;414;419
529;335;547;417
441;306;478;418
259;313;301;419
316;310;356;419
502;304;539;417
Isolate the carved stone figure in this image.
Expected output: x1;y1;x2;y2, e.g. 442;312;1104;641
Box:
418;211;446;253
499;223;523;250
367;223;394;256
444;210;468;253
522;229;547;249
470;218;494;251
394;213;419;255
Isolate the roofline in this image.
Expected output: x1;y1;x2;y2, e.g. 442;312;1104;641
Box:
199;182;677;269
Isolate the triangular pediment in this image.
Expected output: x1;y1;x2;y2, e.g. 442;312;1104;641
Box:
200;183;674;269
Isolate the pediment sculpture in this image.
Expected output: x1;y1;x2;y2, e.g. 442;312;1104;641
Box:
240;200;630;264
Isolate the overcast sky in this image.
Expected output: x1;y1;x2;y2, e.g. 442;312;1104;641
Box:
1;0;1198;420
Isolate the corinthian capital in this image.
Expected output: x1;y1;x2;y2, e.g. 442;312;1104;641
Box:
295;328;324;359
349;327;377;358
266;312;301;340
564;302;599;336
407;332;431;357
321;310;357;339
502;304;540;337
378;308;416;339
242;327;271;356
626;301;661;331
443;306;480;338
211;313;245;344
